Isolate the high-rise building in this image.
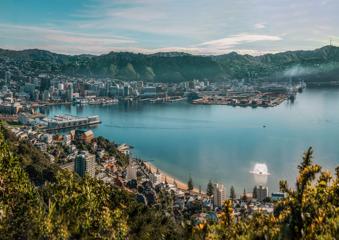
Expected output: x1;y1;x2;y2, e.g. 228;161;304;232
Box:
58;83;64;91
33;89;40;101
254;185;268;202
74;151;96;177
213;183;226;207
42;90;50;102
126;162;138;180
40;78;51;91
66;84;73;102
124;85;130;96
23;83;36;98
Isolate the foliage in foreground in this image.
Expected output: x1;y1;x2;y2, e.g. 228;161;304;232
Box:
0;131;128;239
0;126;338;239
0;131;184;240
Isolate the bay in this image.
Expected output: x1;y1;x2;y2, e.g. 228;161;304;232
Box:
43;88;339;194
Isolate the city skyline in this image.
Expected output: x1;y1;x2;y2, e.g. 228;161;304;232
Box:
0;0;338;55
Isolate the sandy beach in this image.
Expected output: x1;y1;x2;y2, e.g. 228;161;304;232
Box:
143;161;200;193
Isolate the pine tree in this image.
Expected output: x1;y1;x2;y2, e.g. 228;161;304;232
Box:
279;146;321;239
206;180;214;197
187;176;193;192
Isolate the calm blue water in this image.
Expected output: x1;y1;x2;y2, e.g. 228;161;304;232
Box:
42;88;339;194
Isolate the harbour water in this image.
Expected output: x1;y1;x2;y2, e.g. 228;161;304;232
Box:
42;88;339;194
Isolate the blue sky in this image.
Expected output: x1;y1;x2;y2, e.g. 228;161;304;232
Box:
0;0;338;55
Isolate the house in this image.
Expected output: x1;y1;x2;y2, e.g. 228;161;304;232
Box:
82;130;94;143
75;129;94;143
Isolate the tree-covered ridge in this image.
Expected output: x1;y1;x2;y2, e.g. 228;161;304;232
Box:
1;46;339;82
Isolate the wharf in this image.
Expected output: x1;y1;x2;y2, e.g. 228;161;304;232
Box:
192;93;289;107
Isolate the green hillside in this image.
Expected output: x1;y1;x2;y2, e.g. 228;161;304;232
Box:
1;46;339;82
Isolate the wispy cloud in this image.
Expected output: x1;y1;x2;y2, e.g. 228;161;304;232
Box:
0;23;136;54
197;34;282;51
0;23;283;55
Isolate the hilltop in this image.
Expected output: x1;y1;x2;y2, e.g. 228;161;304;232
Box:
1;46;339;82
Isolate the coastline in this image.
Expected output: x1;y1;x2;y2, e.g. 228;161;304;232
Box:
143;160;201;194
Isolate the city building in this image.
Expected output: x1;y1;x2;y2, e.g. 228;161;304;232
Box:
40;134;53;144
117;144;131;156
150;172;162;185
18;112;45;125
271;192;285;201
142;86;157;97
126;162;138;180
213;183;226;207
254;185;268;202
0;102;22;114
60;161;75;172
81;129;94;143
74;151;96;177
66;85;73;102
42;90;50;101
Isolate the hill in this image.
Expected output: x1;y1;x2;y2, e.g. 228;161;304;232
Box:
1;46;339;82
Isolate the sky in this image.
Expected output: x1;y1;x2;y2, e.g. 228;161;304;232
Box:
0;0;338;55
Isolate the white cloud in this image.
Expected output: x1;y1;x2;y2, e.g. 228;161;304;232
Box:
197;34;282;50
254;23;266;29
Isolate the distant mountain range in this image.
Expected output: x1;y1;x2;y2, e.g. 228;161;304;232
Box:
1;46;339;83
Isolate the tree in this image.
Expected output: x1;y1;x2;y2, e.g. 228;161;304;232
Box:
206;180;214;197
277;147;323;239
188;176;194;192
0;132;45;239
230;185;236;200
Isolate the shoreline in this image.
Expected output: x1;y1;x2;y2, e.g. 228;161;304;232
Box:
142;160;201;194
